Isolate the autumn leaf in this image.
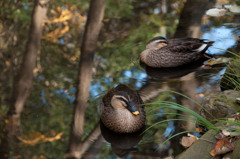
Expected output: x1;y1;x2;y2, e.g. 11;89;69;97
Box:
42;26;69;43
209;149;215;157
214;138;234;155
196;127;204;133
18;131;63;146
41;132;63;142
220;129;240;137
43;5;86;43
181;136;198;147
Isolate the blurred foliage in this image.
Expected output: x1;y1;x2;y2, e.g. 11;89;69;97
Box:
0;0;239;158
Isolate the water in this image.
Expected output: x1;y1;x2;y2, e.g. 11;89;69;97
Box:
1;0;240;159
89;2;240;158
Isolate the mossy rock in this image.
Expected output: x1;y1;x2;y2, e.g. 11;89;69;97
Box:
176;129;218;159
200;90;240;122
220;58;240;91
232;139;240;159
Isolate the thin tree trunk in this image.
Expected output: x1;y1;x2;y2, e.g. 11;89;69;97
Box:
66;0;106;158
82;135;105;159
174;0;216;38
79;124;101;158
0;0;48;158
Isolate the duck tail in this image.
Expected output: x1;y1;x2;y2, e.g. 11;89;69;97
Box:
206;41;214;46
202;41;214;58
200;41;214;53
203;52;213;59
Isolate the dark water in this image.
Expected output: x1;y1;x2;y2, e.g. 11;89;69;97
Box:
88;2;240;159
1;1;240;159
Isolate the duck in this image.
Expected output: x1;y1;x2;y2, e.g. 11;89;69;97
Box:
140;36;214;68
100;120;145;157
142;58;207;81
100;84;146;133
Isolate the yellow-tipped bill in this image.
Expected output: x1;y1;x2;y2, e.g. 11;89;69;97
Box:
126;102;139;116
132;111;139;115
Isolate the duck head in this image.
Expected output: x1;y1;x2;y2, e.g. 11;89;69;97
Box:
100;84;145;133
111;92;139;116
146;36;168;49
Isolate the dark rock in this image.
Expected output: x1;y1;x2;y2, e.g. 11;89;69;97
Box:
200;90;240;122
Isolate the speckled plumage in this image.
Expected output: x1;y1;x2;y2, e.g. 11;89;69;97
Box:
100;84;146;133
140;36;214;68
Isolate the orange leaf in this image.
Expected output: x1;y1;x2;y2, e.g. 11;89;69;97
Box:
196;127;203;133
214;138;234;155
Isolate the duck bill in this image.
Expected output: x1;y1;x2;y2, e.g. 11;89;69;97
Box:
126;102;139;116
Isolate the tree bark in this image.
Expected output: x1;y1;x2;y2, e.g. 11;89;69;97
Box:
174;0;216;38
0;0;48;158
66;0;106;158
82;135;105;159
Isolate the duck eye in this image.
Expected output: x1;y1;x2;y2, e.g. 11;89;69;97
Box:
158;41;167;44
116;97;128;103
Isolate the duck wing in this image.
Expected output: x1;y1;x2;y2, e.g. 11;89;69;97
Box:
167;38;214;54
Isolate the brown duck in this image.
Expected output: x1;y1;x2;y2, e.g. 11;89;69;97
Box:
100;84;146;133
140;36;214;68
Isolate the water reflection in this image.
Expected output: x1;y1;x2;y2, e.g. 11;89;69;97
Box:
95;3;239;159
140;58;209;81
202;26;237;54
1;0;240;158
100;121;145;158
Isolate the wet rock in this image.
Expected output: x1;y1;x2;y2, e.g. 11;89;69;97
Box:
220;58;240;91
176;129;218;159
223;152;232;159
232;139;240;159
200;90;240;122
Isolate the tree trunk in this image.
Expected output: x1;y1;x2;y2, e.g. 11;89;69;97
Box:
82;135;105;159
174;0;216;38
0;0;48;158
66;0;106;158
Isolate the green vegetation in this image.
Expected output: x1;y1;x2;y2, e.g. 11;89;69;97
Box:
0;0;239;158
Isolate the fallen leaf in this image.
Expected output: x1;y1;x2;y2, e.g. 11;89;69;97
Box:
221;129;240;137
210;149;215;157
181;136;198;147
196;127;204;133
222;129;231;136
214;138;234;155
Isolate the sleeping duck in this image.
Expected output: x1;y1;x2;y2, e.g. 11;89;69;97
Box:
140;36;214;68
100;84;146;133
